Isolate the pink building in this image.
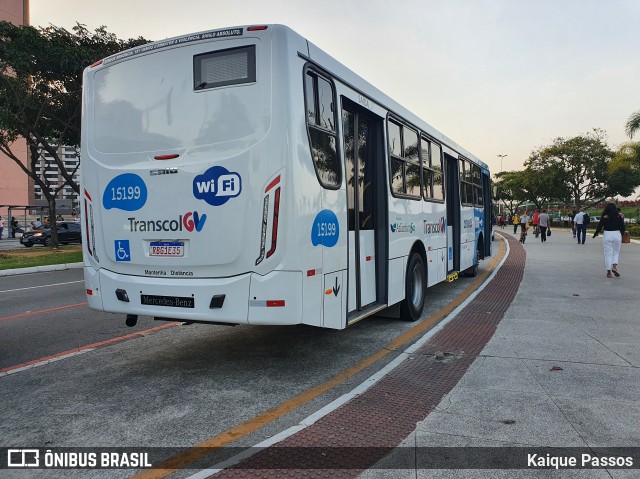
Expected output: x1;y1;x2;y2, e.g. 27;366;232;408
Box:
0;0;31;216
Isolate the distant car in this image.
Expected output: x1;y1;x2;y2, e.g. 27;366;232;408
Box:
20;222;82;247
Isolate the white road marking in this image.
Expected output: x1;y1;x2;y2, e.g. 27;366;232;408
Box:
0;280;84;294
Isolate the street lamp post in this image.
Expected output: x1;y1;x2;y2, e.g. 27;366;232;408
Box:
497;154;508;172
496;154;508;215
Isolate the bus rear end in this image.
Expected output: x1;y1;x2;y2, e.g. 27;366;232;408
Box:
81;25;302;326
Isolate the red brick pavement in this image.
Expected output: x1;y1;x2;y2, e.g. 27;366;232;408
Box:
211;234;525;477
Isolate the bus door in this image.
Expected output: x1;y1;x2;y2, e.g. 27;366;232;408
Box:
444;152;460;272
342;100;386;317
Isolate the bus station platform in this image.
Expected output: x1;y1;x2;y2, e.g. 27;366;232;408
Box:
196;227;639;478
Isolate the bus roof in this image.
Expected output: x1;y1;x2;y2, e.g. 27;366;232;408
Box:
90;23;488;171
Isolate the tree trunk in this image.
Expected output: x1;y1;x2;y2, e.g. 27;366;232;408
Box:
47;196;59;248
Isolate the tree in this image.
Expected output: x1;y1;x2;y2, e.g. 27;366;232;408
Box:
608;142;640;197
493;170;528;216
524;129;634;209
518;162;566;210
626;109;640;139
0;21;149;246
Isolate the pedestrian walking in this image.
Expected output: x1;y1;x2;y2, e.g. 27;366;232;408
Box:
519;211;530;243
573;208;589;245
512;213;520;234
538;209;550;242
593;203;625;278
0;216;4;239
532;209;540;237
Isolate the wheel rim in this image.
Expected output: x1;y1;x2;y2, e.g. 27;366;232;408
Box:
410;264;424;309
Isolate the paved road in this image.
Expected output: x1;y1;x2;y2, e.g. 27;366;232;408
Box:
0;237;24;250
0;269;166;368
1;244;501;478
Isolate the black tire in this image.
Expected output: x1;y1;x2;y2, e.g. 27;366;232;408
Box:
44;237;53;247
462;261;478;277
23;242;33;248
400;252;427;321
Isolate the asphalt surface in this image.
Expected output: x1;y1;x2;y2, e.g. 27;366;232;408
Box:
1;240;495;479
1;230;638;478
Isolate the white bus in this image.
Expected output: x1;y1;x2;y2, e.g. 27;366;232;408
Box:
80;24;492;329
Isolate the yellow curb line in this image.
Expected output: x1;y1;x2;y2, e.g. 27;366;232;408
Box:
132;239;507;478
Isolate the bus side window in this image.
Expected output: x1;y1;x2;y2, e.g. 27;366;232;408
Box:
305;71;340;188
473;164;483;206
388;120;420;200
460;159;475;205
420;138;433;200
388;120;404;195
404;129;420;198
432;142;444;201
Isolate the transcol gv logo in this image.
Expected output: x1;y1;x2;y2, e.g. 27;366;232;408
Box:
424;217;446;235
183;211;206;232
193;166;242;206
128;211;207;232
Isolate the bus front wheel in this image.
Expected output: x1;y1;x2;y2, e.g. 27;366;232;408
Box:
400;252;427;322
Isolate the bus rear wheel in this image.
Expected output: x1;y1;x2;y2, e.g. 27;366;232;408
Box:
462;240;481;277
400;252;427;321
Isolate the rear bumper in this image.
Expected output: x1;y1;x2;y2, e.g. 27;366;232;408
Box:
84;267;302;325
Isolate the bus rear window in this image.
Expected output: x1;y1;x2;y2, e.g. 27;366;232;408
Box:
194;45;256;90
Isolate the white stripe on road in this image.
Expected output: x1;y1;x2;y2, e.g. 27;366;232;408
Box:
0;280;84;294
0;350;93;378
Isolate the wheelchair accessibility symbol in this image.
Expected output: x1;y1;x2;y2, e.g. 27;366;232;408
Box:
115;240;131;262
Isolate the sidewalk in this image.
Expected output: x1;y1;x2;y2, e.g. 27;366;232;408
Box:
0;237;22;250
397;227;640;476
199;227;639;478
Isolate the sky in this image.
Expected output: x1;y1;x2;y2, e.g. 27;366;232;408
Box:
30;0;640;176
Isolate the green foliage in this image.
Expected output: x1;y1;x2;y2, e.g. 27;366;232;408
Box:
0;21;149;152
626;224;640;238
524;129;627;209
0;248;82;270
0;21;149;247
611;142;640;168
518;160;566;209
608;142;640;197
493;170;527;215
626;109;640;139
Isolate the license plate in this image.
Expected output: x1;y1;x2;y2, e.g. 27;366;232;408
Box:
140;294;194;308
150;241;184;257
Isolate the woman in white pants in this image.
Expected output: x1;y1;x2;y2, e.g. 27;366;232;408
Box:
592;203;625;278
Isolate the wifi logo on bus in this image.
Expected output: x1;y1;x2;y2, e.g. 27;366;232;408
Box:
193;166;242;206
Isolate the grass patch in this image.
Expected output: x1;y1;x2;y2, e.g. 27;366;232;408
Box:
0;245;82;270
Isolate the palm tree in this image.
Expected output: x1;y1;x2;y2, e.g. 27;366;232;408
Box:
626;109;640;138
